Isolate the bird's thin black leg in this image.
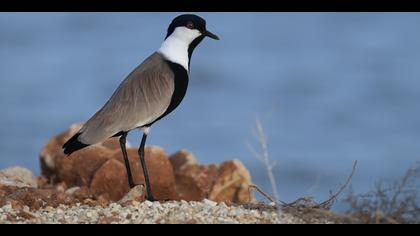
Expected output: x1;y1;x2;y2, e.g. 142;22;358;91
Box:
138;130;155;201
119;132;135;188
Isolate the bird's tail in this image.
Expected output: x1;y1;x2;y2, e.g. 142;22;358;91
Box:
62;132;89;156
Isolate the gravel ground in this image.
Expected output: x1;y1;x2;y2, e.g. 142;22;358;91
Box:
0;199;332;224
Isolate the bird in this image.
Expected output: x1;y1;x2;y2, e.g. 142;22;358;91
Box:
62;14;219;201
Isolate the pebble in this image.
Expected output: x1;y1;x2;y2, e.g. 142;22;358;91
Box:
203;199;218;207
0;199;331;224
65;187;81;196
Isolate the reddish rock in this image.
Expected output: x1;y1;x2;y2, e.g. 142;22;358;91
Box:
39;123;82;182
56;146;114;187
70;186;94;201
37;176;49;189
112;146;178;201
110;149;144;184
40;123;119;186
90;159;131;201
0;184;76;210
39;137;62;182
38;124;254;204
169;149;198;171
169;149;217;200
173;164;219;201
169;150;253;203
40;124;177;202
101;137;121;150
209;160;254;204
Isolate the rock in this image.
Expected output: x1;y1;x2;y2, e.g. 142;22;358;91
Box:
173;164;219;201
40;123;83;178
142;146;177;200
65;187;81;196
55;182;67;192
71;186;93;201
56;146;114;187
118;185;145;205
209;160;254;204
39;125;178;202
0;167;37;188
39;123;80;182
38;124;254;204
90;159;130;201
202;199;218;207
36;176;49;189
169;149;198;170
0;185;76;210
170;149;218;201
111;146;178;201
170;150;253;203
39;123;119;186
101;137;122;150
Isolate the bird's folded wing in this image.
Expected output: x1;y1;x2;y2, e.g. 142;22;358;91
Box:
78;52;175;145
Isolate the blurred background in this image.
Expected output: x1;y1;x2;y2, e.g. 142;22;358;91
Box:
0;13;419;210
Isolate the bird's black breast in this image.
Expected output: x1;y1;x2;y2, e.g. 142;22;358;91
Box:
148;60;189;125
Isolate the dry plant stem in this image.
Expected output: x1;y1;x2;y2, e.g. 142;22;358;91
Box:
249;184;287;206
248;117;358;213
345;162;420;223
249;160;358;210
247;117;281;204
317;160;358;209
389;165;415;212
256;118;281;204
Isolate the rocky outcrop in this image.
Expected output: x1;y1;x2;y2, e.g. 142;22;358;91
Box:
36;124;254;203
39;124;178;201
169;150;254;204
0;167;38;188
169;150;219;201
0;185;76;210
209;160;253;203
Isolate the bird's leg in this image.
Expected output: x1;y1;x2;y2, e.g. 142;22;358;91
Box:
119;132;135;188
138;128;155;201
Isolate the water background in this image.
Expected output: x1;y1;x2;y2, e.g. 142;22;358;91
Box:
1;13;419;210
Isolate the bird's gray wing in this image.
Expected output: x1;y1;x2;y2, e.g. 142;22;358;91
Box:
78;52;175;145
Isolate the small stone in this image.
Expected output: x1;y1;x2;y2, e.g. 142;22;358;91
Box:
151;201;161;209
65;187;81;196
203;199;217;207
0;167;38;188
143;200;153;207
118;185;145;205
218;202;228;208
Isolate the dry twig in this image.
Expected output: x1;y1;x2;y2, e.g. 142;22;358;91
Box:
317;160;358;209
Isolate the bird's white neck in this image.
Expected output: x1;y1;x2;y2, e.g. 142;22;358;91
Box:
158;27;201;71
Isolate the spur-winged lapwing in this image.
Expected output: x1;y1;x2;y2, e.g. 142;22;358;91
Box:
62;14;219;201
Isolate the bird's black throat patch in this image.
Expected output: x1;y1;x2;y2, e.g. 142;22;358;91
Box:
148;60;189;126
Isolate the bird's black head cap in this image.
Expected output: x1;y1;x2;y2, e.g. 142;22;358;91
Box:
166;14;205;39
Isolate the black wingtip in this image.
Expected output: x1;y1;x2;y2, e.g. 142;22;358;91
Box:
62;132;89;156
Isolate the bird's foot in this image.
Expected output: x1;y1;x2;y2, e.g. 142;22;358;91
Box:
146;194;156;202
132;184;155;201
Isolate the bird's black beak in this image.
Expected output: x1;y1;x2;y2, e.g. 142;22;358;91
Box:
203;30;220;40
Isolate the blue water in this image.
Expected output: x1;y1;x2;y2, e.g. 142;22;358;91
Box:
1;13;419;208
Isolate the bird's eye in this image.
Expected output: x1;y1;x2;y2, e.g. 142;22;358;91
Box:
186;21;194;29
